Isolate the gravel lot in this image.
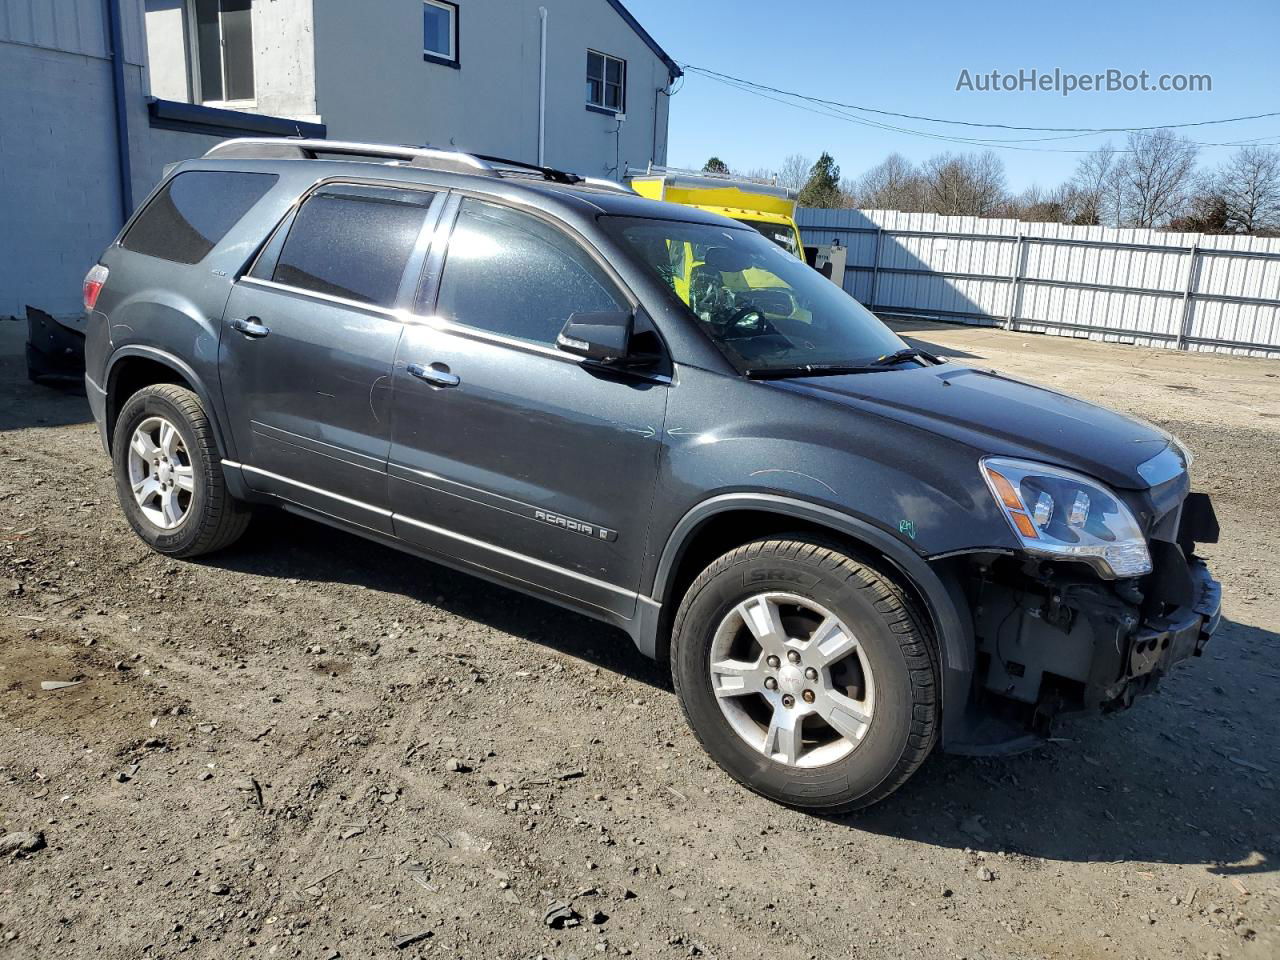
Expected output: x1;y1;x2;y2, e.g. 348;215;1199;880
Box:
0;316;1276;960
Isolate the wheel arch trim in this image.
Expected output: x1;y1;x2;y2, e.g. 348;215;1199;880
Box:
649;493;975;743
104;346;230;459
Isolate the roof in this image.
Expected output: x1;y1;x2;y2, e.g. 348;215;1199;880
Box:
603;0;682;82
195;139;740;227
523;179;742;225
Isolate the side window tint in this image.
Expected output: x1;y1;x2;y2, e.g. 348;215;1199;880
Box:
273;186;435;308
431;199;626;346
122;171;278;264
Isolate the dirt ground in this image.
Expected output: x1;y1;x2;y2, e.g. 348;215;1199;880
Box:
0;316;1276;960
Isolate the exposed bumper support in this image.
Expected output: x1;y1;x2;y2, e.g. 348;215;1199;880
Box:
946;532;1222;756
1110;558;1220;706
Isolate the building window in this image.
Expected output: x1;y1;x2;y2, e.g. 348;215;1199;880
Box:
423;0;459;66
586;50;625;113
190;0;255;104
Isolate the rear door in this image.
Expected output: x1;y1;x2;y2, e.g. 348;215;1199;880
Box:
219;183;442;532
387;197;669;617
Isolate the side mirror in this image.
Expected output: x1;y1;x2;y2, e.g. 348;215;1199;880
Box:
556;311;634;364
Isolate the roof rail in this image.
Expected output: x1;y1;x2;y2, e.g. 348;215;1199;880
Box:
204;138;637;193
203;138;499;177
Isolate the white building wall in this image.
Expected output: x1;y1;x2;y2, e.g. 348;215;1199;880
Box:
312;0;673;179
0;0;216;318
143;0;318;122
143;0;189;99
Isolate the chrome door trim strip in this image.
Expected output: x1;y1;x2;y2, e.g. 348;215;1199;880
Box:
224;461;636;599
249;420;386;473
235;463;393;517
393;513;635;598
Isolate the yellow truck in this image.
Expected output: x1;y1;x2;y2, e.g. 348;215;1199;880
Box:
625;164;805;259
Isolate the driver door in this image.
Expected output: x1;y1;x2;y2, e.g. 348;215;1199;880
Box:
387;197;669;618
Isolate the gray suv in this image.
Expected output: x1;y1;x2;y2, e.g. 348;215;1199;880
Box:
83;138;1222;812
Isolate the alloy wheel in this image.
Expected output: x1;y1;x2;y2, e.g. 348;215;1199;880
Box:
126;416;195;530
708;592;876;768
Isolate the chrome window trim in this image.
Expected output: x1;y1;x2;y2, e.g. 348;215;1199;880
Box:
402;311;673;383
238;276;404;320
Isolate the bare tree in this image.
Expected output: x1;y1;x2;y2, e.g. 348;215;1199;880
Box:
1002;183;1080;222
850;153;926;211
1068;144;1117;225
920;151;1007;216
1116;129;1199;228
1217;145;1280;234
778;153;812;192
837;176;860;208
1168;178;1230;234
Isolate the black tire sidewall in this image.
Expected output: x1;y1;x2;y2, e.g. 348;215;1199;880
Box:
674;548;919;810
112;389;210;555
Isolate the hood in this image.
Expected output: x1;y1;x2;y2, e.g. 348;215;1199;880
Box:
772;363;1173;490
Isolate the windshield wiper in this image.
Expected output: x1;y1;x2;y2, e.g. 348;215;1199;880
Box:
870;347;941;367
745;363;886;380
745;349;943;380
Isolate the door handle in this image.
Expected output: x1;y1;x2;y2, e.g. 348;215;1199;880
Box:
407;362;460;388
231;317;270;339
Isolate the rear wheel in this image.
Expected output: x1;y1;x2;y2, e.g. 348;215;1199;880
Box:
111;384;250;557
670;537;938;812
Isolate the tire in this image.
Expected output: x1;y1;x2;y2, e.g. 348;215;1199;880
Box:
670;536;938;813
111;384;251;558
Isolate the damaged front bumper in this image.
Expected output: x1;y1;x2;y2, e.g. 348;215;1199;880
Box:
951;493;1223;754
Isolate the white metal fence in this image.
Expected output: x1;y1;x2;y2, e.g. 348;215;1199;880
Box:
797;209;1280;357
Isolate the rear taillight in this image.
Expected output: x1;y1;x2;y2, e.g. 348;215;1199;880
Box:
83;264;109;312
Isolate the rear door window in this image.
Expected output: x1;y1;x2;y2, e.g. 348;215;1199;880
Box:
122;170;278;264
430;198;626;346
272;185;436;309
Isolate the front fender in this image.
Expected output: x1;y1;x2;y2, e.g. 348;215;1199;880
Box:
651;492;975;747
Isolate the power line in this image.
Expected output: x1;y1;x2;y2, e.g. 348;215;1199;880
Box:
692;69;1280;153
681;64;1280;135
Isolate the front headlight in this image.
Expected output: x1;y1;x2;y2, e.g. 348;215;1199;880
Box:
981;457;1152;579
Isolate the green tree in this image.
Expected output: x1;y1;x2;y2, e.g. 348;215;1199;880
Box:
702;157;730;175
797;152;843;207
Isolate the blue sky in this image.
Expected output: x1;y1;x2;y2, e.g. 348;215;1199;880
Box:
626;0;1280;191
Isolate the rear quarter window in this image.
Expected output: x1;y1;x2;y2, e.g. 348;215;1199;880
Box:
121;170;279;264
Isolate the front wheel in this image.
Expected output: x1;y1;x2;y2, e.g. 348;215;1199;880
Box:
670;537;939;813
111;384;251;558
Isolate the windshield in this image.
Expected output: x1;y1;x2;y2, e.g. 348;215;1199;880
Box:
734;218;800;257
605;217;904;374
